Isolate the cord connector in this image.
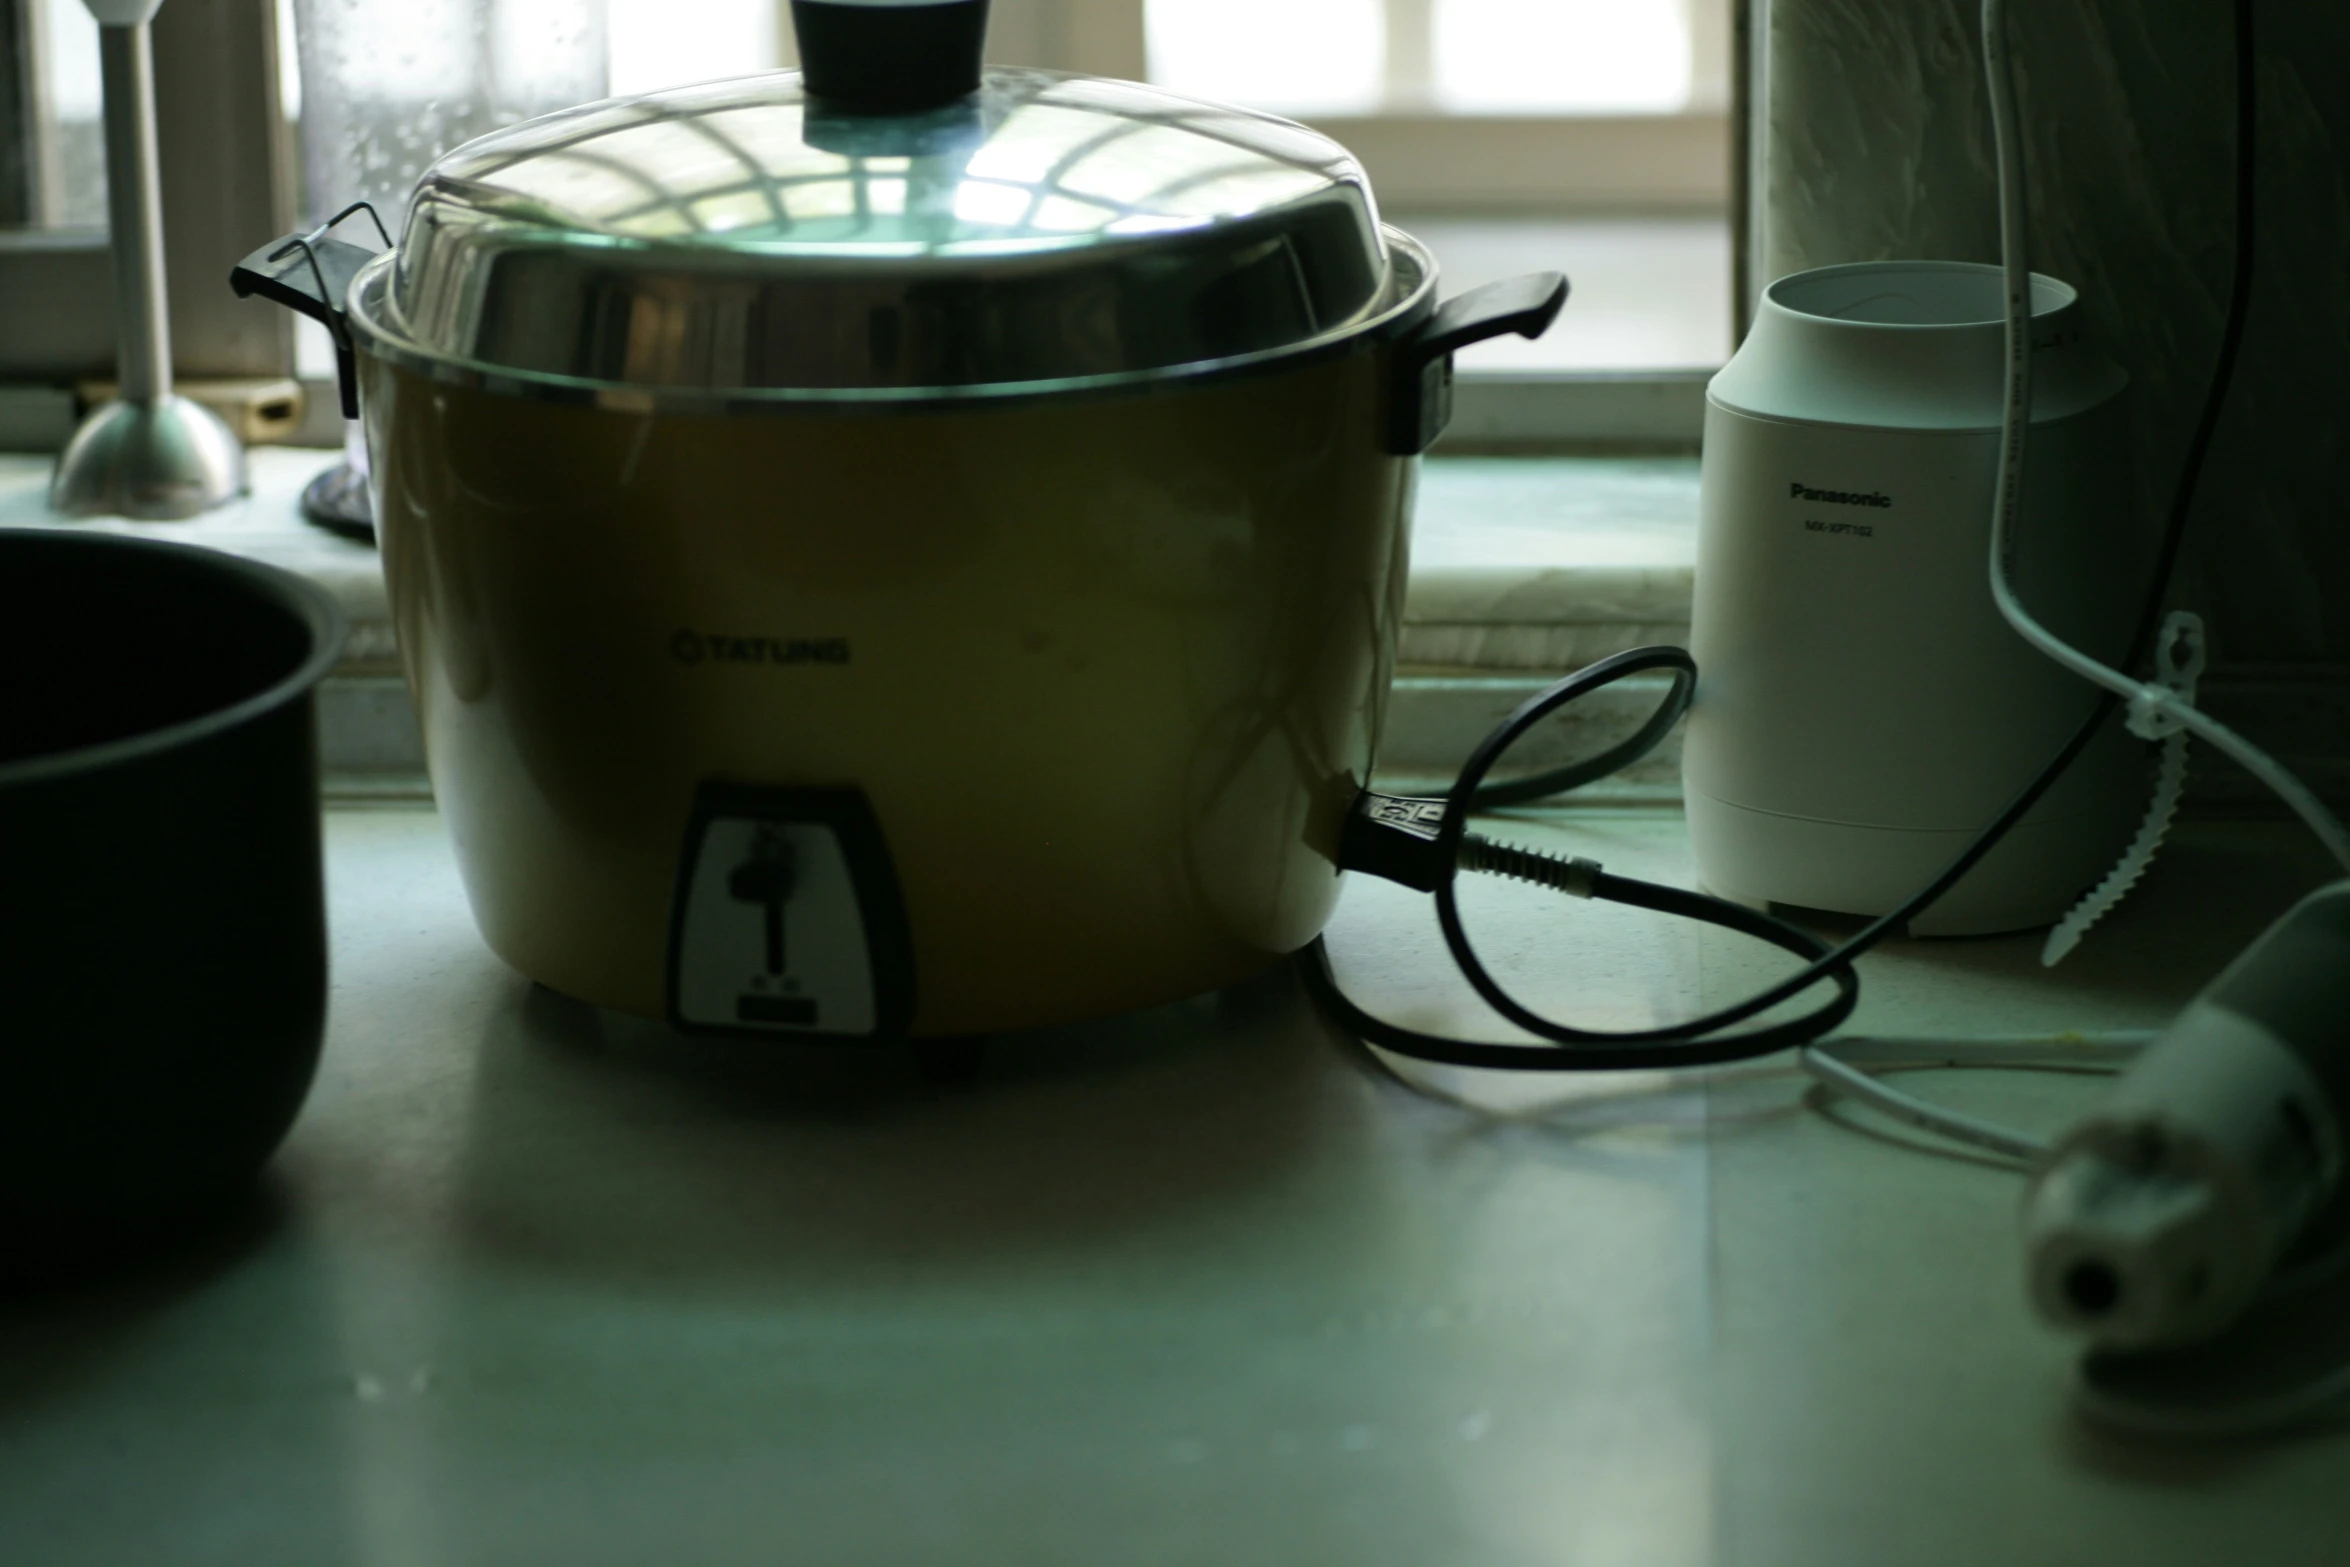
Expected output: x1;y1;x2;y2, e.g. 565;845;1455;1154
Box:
1335;790;1610;903
1337;791;1451;891
1460;835;1603;898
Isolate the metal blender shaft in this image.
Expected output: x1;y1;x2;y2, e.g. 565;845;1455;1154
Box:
49;0;246;520
97;18;170;407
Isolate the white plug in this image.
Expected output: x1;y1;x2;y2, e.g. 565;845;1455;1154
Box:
2025;883;2350;1350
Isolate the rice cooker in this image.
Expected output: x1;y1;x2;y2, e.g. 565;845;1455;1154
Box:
235;0;1566;1040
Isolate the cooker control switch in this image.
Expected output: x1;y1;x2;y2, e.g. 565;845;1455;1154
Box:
727;829;798;976
668;786;915;1040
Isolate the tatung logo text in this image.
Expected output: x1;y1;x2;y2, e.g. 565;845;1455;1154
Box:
670;631;852;667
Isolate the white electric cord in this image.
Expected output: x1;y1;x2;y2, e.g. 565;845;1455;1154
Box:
1812;0;2350;1442
1799;1032;2147;1164
1979;0;2350;879
1804;0;2350;1204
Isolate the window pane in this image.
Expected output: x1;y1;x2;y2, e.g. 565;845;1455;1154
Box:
607;0;781;97
35;0;95;119
291;0;604;216
1434;0;1691;114
1406;216;1729;371
287;0;610;376
30;0;104;226
1149;0;1696;117
1146;0;1385;117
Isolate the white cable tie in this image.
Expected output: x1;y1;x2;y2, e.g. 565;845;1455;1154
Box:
2127;686;2183;741
2044;729;2191;967
2045;613;2206;967
2125;614;2209;741
2158;610;2212;688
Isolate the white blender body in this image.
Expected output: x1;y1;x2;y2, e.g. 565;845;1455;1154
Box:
1686;261;2149;934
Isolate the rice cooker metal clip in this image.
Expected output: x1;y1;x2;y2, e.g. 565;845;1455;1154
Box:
228;201;388;419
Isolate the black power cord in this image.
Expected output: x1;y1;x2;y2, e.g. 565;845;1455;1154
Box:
1308;647;1860;1069
1307;0;2258;1071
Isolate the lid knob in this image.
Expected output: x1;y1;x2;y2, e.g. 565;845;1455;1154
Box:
791;0;991;112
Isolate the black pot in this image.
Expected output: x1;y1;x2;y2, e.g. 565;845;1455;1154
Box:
0;529;345;1267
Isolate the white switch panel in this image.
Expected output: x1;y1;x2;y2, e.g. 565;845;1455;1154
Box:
672;814;879;1036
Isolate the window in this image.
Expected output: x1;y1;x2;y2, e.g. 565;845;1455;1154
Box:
1148;0;1705;118
3;0;1735;440
1144;0;1732;380
1;0;1729;783
607;0;784;96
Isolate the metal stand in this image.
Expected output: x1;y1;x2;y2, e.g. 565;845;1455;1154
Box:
299;454;374;542
50;1;245;520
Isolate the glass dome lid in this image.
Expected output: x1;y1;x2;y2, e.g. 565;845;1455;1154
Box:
349;67;1418;400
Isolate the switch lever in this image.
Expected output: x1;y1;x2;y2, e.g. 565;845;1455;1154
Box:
727;830;796;975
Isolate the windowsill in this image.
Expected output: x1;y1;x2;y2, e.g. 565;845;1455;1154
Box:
1397;214;1732;374
0;452;1695;657
0;446;394;664
9;445;2343;814
1407;455;1693;670
0;446;1700;800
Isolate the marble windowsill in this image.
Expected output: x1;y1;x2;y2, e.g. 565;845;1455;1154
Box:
1403;454;1695;672
0;449;398;665
0;449;1700;670
8;446;2343;812
0;447;1702;797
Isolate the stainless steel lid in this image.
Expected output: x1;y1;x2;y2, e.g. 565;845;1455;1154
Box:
348;67;1421;402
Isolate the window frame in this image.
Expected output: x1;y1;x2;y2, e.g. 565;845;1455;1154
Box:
2;0;49;226
1019;0;1731;215
1002;0;1732;447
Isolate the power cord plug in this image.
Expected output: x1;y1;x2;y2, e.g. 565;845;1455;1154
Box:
1340;790;1604;900
1337;792;1451;893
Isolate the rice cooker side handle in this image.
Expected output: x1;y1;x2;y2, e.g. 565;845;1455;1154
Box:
230;202;392;420
1386;271;1569;457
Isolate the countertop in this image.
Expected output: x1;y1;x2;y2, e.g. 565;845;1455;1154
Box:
5;805;2348;1565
